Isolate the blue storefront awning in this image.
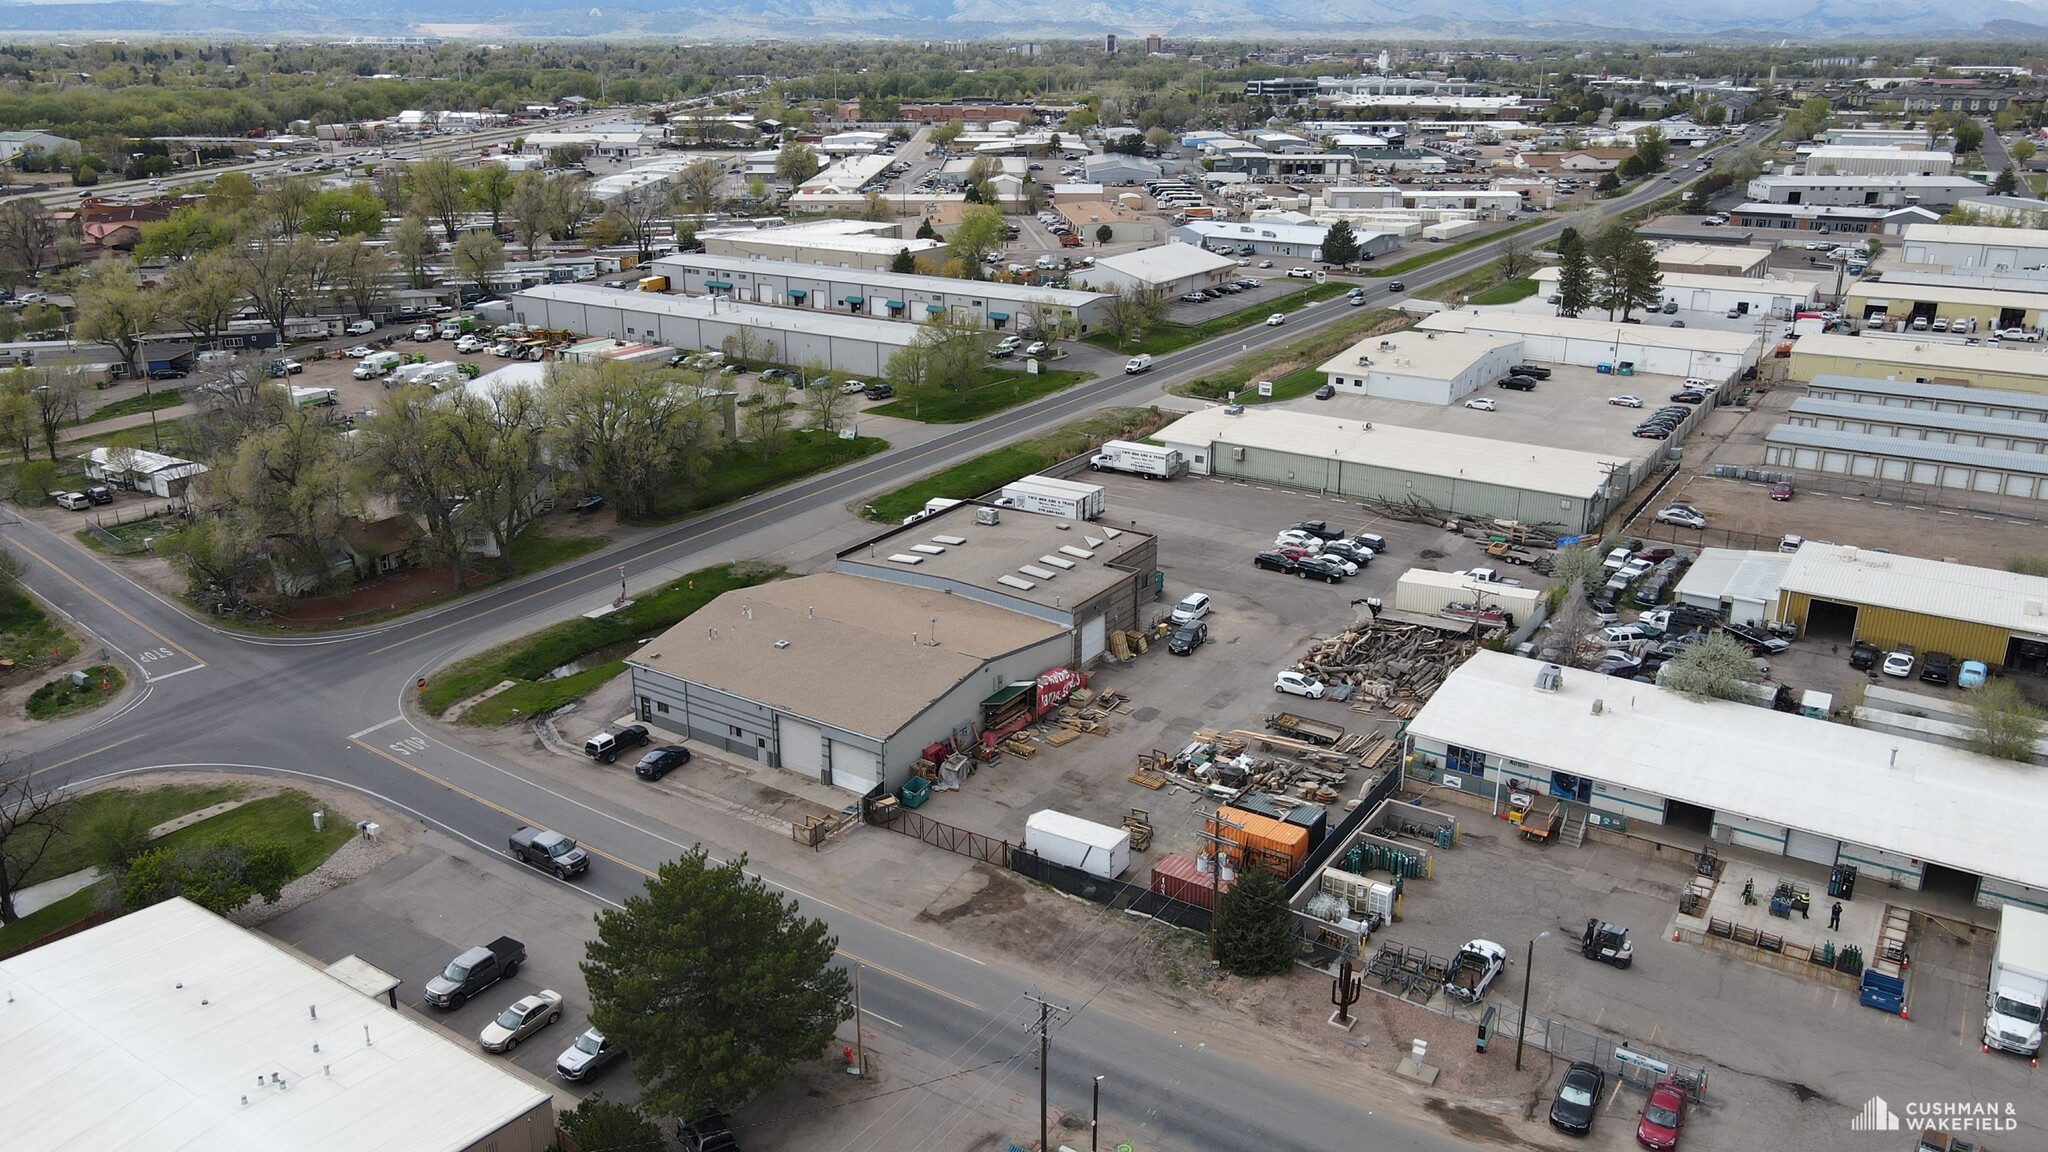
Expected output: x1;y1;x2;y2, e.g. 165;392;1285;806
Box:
883;299;905;309
926;304;947;313
987;311;1010;321
704;280;733;289
786;288;808;299
842;296;865;305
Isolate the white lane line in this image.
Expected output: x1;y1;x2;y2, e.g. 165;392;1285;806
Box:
144;664;207;684
863;1009;906;1029
349;716;406;740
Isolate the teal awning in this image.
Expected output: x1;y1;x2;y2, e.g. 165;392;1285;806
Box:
883;299;905;309
786;288;808;298
842;295;864;305
925;304;947;313
703;279;733;289
987;311;1010;321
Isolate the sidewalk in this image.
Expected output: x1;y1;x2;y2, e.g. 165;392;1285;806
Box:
9;795;260;917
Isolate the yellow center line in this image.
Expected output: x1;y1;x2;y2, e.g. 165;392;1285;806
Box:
4;533;204;666
28;730;157;781
347;737;980;1012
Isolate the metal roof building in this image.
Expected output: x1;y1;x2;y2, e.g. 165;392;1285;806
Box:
1315;329;1523;405
1844;278;2048;333
1805;375;2048;422
650;251;1112;333
1405;650;2048;909
1788;332;2048;394
1763;424;2048;509
1417;310;1761;381
0;898;554;1152
1652;243;1774;279
1530;267;1816;316
1783;396;2048;451
1070;243;1242;296
1769;543;2048;671
1153;406;1624;533
1671;547;1791;628
1899;222;2048;271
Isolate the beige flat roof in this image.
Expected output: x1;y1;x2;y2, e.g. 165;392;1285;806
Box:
1317;330;1520;381
1792;331;2048;378
1417;310;1762;355
1654;243;1773;273
844;502;1153;613
632;574;1066;738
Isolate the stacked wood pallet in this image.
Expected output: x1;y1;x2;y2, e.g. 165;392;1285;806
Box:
1107;631;1133;661
1294;619;1478;716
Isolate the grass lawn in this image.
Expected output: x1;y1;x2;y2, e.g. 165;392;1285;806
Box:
639;428;887;523
82;416;199;454
84;388;183;424
1173;309;1409;405
1357;219;1543;278
0;886;101;955
1470;277;1540;305
862;407;1169;523
25;783;250;886
421;560;785;720
24;663;125;720
153;789;356;876
505;526;608;574
1085;281;1356;357
0;583;79;672
868;366;1089;423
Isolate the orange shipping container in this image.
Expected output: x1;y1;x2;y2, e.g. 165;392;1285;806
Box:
1205;806;1309;877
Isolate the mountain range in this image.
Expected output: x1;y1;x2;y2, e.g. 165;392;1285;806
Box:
0;0;2044;39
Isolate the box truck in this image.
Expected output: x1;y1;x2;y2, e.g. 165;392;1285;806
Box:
1025;810;1131;880
1985;903;2048;1057
353;350;401;379
996;475;1106;520
902;497;962;525
1089;439;1186;479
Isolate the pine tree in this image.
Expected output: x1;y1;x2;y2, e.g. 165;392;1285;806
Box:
890;247;918;274
1321;219;1360;265
1556;232;1594;318
1214;864;1296;977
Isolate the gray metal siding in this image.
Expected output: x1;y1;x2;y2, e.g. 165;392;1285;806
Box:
1213;444;1602;534
884;631;1078;780
630;667;775;761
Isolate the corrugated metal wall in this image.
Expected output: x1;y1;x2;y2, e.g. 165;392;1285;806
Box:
1783;591;2012;663
1215;444;1598;533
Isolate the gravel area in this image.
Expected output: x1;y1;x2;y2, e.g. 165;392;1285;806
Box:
228;830;409;927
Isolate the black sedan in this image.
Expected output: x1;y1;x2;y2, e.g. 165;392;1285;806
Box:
1295;555;1347;583
634;746;692;781
1252;549;1300;574
1849;641;1879;670
1549;1060;1606;1135
147;366;189;380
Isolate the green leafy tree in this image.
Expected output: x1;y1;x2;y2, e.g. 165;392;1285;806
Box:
118;839;295;916
410;158;471;242
675;157;724;221
1098;283;1168;347
1095;223;1113;244
72;259;162;376
1556;232;1593;318
1661;634;1768;702
1590;224;1661;321
944;204;1007;275
389;215;436;290
545;362;716;520
1321;219;1360;265
1961;679;2045;762
136;204;239;261
305;185;386;238
1992;168;2021;196
1632;125;1667;172
2012;139;2037;165
1616;154;1647;182
88;807;153;878
468;162;515;234
452;231;506;300
507;172;557;259
774;139;822;186
582;847;851;1119
1214;863;1294;976
1950;118;1984;155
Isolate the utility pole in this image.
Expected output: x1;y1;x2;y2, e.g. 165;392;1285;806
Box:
1024;993;1070;1152
852;962;865;1077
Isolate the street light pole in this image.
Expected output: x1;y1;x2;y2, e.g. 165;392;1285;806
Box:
1092;1075;1103;1152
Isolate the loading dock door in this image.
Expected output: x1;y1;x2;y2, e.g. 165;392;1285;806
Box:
777;715;823;776
1785;828;1840;866
1081;615;1107;663
828;739;880;795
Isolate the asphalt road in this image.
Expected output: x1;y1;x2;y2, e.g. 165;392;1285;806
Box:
0;128;1761;1151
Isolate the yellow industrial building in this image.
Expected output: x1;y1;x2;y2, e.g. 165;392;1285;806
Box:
1788;332;2048;395
1774;544;2048;669
1842;280;2048;336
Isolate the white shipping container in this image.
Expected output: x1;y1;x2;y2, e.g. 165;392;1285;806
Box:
1025;810;1132;880
1393;568;1542;619
997;474;1106;520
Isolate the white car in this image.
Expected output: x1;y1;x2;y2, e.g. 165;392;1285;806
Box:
1273;530;1324;552
454;335;486;353
1287;267;1311;278
1265;313;1285;326
344;344;376;358
840;379;868;394
1275;670;1326;699
1882;649;1916;678
1654;507;1708;529
1023;341;1048;357
1258;260;1274;268
1170;592;1211;624
1465;397;1497;411
1997;328;2041;342
479;989;563;1053
1608;395;1643;408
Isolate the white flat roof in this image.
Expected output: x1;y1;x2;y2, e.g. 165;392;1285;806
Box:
1156;406;1617;497
1654;243;1773;272
0;898;550;1152
1409;650;2048;890
1176;219;1342;245
1901;222;2048;250
1792;331;2048;378
1317;329;1520;382
1808;145;1955;161
1783;543;2048;636
1532;266;1815;300
1085;243;1240;281
1417;310;1763;356
651;252;1109;309
515;283;923;348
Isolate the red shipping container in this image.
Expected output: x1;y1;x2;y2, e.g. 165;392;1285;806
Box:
1150;853;1231;911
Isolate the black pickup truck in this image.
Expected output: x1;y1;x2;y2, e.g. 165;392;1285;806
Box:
423;936;525;1009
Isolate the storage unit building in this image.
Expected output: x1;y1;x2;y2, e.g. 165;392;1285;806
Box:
1764;425;2048;504
1783;396;2048;453
1805;375;2048;423
1899;222;2048;272
628;573;1073;797
1773;544;2048;669
1405;651;2048;910
1315;329;1523;405
1152;406;1623;535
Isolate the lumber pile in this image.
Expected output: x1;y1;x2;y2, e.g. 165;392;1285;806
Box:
1293;618;1479;717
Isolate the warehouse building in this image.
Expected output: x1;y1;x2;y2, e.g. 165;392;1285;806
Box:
0;898;555;1152
1071;243;1241;297
1773;545;2048;673
1806;375;2048;422
1416;311;1761;381
698;220;944;272
1788;332;2048;394
1152;407;1624;534
1763;425;2048;505
509;283;919;377
650;252;1112;333
1652;243;1774;279
1315;329;1523;404
1803;145;1955;176
1670;547;1790;628
1727;202;1936;236
1406;650;2048;911
1079;154;1162;185
1899;222;2048;271
628;506;1158;796
1783;394;2048;452
1844;278;2047;334
1168;219;1400;261
1744;173;1984;208
1530;267;1817;317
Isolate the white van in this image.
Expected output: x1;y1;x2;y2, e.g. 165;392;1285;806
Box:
345;319;377;336
1124;355;1153;374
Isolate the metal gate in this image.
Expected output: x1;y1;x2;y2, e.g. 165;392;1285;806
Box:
868;806;1012;866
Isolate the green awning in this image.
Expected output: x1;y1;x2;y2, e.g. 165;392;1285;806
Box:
987;311;1010;321
883;299;905;309
842;295;864;305
981;683;1032;707
786;288;808;298
703;280;733;289
925;304;947;313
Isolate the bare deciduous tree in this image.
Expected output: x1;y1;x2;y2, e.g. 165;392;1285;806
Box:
0;769;66;924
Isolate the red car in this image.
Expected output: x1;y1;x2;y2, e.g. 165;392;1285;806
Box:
1636;1081;1688;1149
1632;546;1676;564
1770;481;1794;501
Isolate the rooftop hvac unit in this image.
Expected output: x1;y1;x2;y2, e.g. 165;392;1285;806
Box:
1591;698;1605;715
975;507;1001;526
1534;663;1563;693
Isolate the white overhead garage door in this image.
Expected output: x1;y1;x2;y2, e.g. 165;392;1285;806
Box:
1785;828;1840;866
1081;616;1107;663
777;715;823;777
829;739;881;796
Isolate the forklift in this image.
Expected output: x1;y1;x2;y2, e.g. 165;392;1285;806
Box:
1582;919;1634;969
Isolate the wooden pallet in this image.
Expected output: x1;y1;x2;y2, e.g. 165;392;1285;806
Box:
1002;738;1038;758
1045;729;1081;747
1128;768;1168;789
